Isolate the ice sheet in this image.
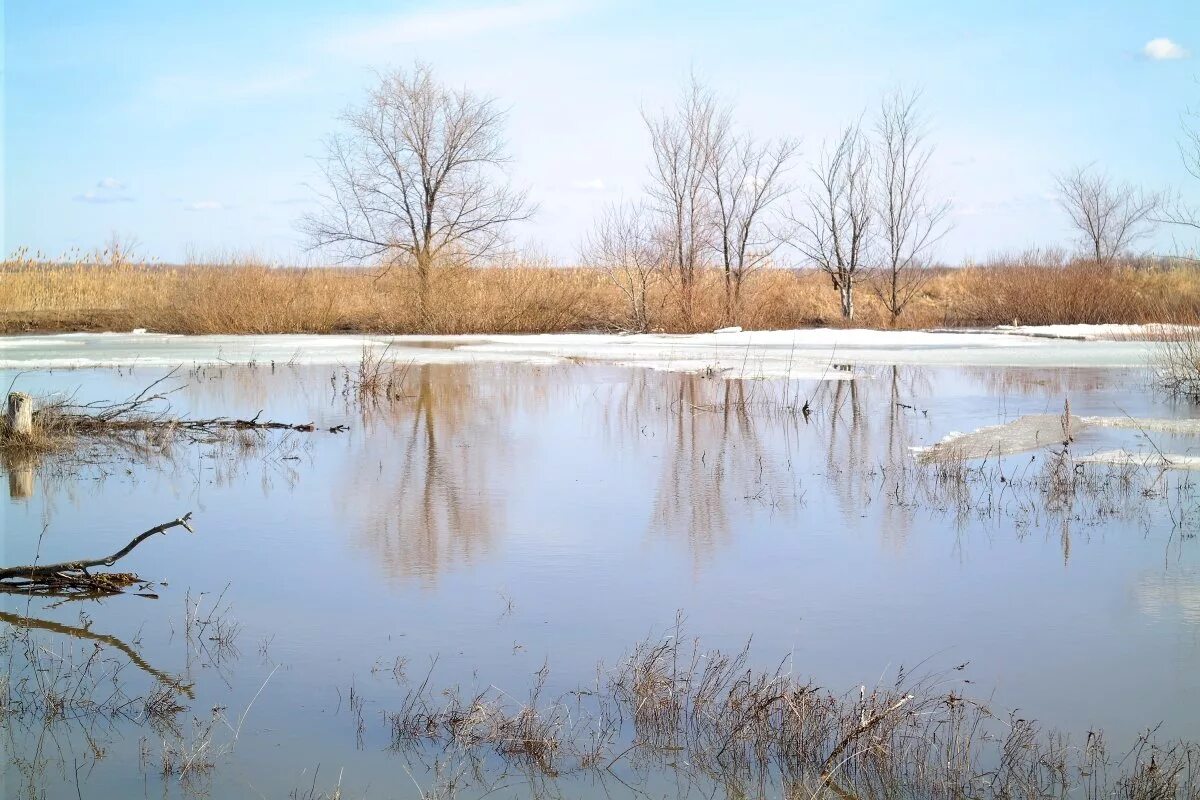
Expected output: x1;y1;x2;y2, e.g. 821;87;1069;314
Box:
0;324;1182;377
1077;449;1200;470
915;414;1200;463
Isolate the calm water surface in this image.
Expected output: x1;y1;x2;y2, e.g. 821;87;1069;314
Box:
2;360;1199;798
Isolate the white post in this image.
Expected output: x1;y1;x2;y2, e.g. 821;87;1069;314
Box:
5;392;33;438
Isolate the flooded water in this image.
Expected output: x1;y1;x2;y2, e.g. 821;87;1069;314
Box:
3;351;1200;798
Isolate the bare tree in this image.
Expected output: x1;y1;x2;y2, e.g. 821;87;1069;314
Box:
644;77;723;325
303;64;532;323
871;89;949;320
792;122;874;320
1160;101;1200;242
1054;165;1159;265
706;127;798;325
582;201;663;332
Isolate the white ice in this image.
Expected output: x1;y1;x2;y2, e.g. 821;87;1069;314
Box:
1077;450;1200;471
915;414;1200;463
0;324;1185;377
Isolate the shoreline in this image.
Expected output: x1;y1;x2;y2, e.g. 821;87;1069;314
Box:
0;325;1178;376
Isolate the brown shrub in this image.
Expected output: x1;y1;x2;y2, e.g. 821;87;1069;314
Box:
3;248;1197;335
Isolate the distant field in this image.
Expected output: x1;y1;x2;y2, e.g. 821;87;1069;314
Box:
2;256;1199;335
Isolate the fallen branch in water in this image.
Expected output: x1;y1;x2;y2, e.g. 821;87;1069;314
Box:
0;512;194;597
2;367;347;461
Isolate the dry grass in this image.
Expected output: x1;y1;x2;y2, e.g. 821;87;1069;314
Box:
4;249;1199;335
380;626;1200;799
1156;328;1200;400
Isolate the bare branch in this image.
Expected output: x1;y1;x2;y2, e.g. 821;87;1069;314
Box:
790;121;874;320
301;63;534;323
582;201;664;332
870;88;950;320
643;74;723;325
1054;164;1160;264
706;125;798;325
0;513;193;583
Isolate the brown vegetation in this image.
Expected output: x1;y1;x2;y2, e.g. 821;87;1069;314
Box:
3;251;1199;336
382;625;1200;799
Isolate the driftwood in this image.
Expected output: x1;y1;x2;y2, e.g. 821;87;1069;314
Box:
16;367;349;448
0;512;194;597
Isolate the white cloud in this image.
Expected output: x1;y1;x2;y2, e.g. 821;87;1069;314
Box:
1143;38;1189;60
329;0;584;53
186;200;226;211
74;178;134;204
570;178;606;191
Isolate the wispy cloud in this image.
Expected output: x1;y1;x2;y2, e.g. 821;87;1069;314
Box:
329;0;585;53
570;178;607;191
74;178;134;204
1143;37;1189;60
186;200;226;211
144;68;314;109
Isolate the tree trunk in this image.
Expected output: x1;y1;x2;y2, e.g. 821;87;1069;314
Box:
731;275;742;327
890;268;901;320
415;255;433;331
723;267;732;327
840;279;855;320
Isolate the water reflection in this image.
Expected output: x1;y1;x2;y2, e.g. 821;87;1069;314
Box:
0;609;193;698
8;362;1194;580
651;376;804;563
344;366;517;586
3;359;1200;799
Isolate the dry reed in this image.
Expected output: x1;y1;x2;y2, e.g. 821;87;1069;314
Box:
378;625;1200;799
4;249;1199;335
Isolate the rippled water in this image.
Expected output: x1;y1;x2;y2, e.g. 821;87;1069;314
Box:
3;358;1199;798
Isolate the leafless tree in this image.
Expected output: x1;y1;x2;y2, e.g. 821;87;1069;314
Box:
582;201;663;332
792;122;874;320
1054;164;1159;265
644;76;723;325
871;89;949;320
706;126;798;325
302;64;532;322
1160;100;1200;245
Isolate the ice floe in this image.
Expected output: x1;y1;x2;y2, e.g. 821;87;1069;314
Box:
915;413;1200;463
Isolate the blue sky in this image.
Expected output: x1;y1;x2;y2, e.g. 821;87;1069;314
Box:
4;0;1199;264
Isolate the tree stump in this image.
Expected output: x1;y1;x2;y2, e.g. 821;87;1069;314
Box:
5;393;33;438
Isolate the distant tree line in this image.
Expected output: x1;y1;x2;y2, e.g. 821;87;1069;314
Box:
304;64;1200;332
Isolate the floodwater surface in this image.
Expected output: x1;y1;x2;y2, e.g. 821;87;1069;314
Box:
2;351;1199;798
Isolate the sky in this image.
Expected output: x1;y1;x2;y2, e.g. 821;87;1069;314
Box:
4;0;1200;265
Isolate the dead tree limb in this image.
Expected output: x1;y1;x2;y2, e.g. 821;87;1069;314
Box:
0;513;193;592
